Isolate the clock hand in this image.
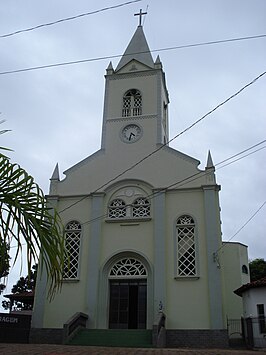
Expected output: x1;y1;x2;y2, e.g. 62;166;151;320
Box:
129;132;136;140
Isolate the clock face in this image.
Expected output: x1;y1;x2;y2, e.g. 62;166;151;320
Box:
121;124;142;143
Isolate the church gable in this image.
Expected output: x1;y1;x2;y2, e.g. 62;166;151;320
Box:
115;59;154;74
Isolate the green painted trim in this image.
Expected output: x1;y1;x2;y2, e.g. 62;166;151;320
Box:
31;263;47;328
153;190;166;316
203;187;224;328
87;193;104;328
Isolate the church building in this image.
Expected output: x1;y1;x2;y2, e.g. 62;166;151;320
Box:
31;17;249;348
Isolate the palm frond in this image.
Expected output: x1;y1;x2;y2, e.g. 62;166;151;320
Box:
0;155;65;298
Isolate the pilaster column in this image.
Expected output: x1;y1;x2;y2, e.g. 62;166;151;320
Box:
87;192;104;328
31;196;58;328
203;186;224;329
153;189;166;319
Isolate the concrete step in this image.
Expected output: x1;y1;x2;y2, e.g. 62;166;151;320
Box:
69;329;153;347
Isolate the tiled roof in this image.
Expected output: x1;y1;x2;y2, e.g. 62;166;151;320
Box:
234;276;266;297
4;291;34;302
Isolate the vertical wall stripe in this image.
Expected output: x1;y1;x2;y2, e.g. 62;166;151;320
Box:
203;186;224;329
31;264;47;328
156;72;162;144
153;189;166;318
101;75;110;150
87;193;104;328
31;196;58;328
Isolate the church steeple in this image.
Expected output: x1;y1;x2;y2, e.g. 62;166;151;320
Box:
101;22;169;150
115;25;154;72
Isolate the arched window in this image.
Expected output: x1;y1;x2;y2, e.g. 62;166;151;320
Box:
108;196;150;220
242;265;248;274
108;199;126;219
63;221;81;280
109;258;147;278
122;89;142;117
132;197;150;217
176;215;196;277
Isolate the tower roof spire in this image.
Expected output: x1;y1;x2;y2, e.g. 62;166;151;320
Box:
115;24;154;71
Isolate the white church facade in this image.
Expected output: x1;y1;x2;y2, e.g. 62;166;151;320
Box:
31;22;249;348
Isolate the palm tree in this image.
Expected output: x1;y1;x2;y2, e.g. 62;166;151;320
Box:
0;125;65;298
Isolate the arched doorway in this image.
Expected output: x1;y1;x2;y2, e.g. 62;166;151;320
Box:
108;257;147;329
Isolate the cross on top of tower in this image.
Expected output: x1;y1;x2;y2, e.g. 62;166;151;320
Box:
134;9;147;26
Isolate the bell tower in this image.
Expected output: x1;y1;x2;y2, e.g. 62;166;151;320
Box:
100;23;170;154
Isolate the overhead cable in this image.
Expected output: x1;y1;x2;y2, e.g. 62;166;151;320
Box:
10;142;266;243
0;34;265;75
79;141;266;227
58;72;266;214
0;0;141;38
216;200;266;255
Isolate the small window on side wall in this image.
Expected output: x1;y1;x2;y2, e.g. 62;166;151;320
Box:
257;304;266;333
242;265;248;274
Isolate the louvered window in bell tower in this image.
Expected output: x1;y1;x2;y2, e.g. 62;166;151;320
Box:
122;89;142;117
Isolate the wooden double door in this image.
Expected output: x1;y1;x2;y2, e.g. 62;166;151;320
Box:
109;279;147;329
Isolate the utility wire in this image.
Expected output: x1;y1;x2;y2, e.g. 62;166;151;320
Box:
58;71;266;214
0;0;141;39
59;137;266;226
142;5;149;26
216;146;266;170
215;139;266;167
9;143;266;247
216;200;266;255
0;34;265;75
79;140;266;227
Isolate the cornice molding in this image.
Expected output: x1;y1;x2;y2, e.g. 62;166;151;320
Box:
106;114;157;123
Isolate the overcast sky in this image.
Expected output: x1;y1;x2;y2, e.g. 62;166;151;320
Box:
0;0;265;307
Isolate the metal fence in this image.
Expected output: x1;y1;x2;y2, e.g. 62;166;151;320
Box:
242;317;266;349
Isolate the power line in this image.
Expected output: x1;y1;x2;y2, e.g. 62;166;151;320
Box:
216;139;266;167
217;146;266;170
8;141;266;248
1;34;265;75
216;200;266;255
79;140;265;227
0;0;141;39
59;137;266;227
58;71;266;214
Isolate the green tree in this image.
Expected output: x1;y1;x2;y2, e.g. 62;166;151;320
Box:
0;126;65;298
0;238;10;294
249;258;266;282
2;265;37;311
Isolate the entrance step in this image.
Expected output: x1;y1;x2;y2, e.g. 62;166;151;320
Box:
68;329;153;347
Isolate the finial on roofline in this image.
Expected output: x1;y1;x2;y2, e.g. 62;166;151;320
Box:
206;150;214;169
50;163;60;181
134;9;147;27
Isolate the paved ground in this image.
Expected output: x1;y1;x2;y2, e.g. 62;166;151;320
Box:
0;344;265;355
